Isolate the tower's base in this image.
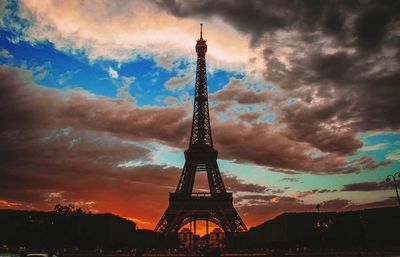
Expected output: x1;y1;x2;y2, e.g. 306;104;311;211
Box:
155;192;247;234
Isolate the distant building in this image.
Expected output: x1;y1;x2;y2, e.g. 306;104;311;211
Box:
209;228;225;248
178;227;225;249
178;228;193;248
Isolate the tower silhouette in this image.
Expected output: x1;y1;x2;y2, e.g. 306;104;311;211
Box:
155;25;247;235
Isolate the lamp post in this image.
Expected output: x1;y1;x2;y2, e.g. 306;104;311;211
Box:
316;204;321;213
386;171;400;206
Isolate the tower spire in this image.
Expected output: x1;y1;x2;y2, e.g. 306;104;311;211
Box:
191;22;211;149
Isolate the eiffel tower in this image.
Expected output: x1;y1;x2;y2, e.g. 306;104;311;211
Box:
155;25;247;236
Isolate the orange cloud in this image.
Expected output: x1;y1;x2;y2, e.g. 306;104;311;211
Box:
19;0;255;72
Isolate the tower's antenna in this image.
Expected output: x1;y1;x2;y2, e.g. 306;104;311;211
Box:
200;23;203;39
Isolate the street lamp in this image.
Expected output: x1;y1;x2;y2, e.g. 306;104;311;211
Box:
386;171;400;206
316;204;321;213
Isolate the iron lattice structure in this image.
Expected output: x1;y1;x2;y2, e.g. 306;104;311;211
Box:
155;25;247;235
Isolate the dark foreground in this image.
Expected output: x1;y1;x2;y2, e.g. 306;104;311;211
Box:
60;252;400;257
3;248;400;257
2;207;399;251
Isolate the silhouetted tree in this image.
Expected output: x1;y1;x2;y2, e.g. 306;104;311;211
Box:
54;204;84;215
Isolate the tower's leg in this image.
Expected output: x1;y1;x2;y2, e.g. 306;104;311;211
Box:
206;160;226;193
176;162;197;194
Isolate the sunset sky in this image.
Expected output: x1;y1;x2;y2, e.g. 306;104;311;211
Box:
1;0;399;231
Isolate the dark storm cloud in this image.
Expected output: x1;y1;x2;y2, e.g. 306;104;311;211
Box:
320;198;351;209
156;0;289;45
158;0;400;158
280;99;363;155
158;0;399;49
341;181;392;191
213;121;389;174
267;45;400;154
354;5;393;52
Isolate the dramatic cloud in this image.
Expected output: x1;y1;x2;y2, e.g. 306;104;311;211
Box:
213;121;389;174
295;189;337;198
0;102;176;225
156;0;290;44
0;72;266;228
0;68;274;227
7;0;398;169
158;0;400;52
210;78;270;104
0;67;192;146
17;0;253;68
0;67;389;176
0;66;189;227
158;0;400;162
341;181;393;191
